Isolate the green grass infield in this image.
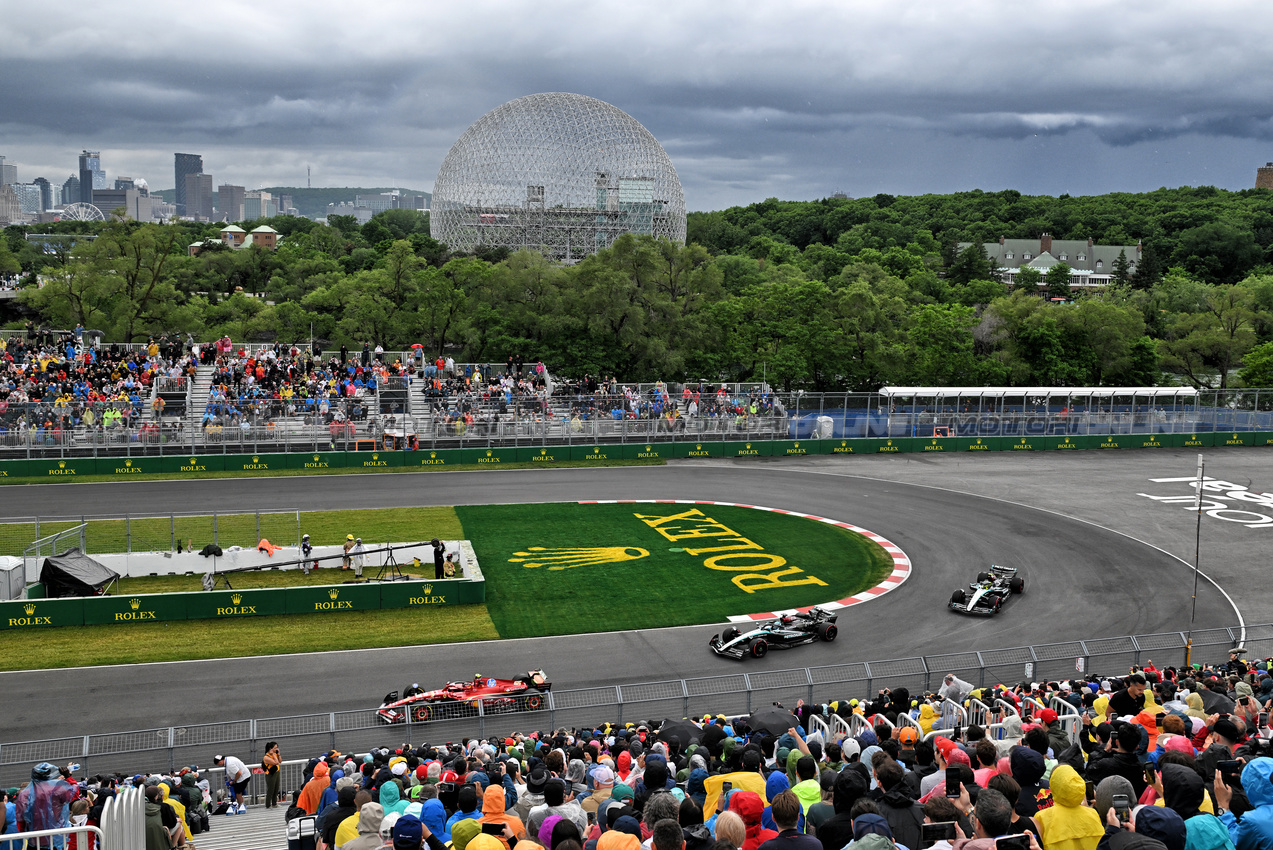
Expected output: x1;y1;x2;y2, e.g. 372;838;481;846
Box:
456;501;894;639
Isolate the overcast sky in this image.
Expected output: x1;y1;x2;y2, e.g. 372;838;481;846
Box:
3;1;1271;212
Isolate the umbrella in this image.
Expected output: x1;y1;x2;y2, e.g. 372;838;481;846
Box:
656;719;702;748
746;706;799;737
410;343;424;349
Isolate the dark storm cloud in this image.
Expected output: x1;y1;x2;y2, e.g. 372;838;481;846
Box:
2;1;1270;210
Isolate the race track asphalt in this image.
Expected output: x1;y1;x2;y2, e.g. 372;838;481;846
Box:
1;450;1250;741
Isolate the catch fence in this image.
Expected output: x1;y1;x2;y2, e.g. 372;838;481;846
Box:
0;510;302;559
0;622;1253;788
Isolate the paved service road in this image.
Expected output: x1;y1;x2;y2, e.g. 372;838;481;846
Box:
0;454;1244;740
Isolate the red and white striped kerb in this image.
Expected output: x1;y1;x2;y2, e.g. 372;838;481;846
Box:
576;499;911;623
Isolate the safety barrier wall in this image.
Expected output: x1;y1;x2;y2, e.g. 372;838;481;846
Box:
0;574;484;630
0;429;1271;480
0;623;1248;787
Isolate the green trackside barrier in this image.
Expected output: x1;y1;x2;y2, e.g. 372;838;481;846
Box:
1042;435;1086;451
1252;432;1273;447
28;457;95;478
622;443;669;461
823;438;865;454
673;441;721;459
875;437;912;454
960;436;999;453
1175;432;1214;448
82;592;188;626
161;454;227;473
463;446;519;466
183;588;289;620
518;446;565;464
720;441;771;458
771;439;819;457
286;451;348;471
0;596;83;630
1004;435;1045;452
379;576;485;609
916;437;962;454
1091;433;1137;449
1218;432;1255;447
285;582;384;615
96;455;165;476
1136;434;1170;449
350;450;404;469
570;444;619;462
404;449;458;468
222;453;291;473
0;459;29;479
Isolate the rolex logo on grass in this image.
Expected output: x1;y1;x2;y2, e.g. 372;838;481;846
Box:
329;589;339;599
129;598;141;610
509;546;649;571
231;593;243;604
316;587;352;610
24;603;36;615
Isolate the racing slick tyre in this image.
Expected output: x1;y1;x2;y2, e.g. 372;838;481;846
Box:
721;626;741;643
413;705;432;722
950;589;966;605
976;572;991;582
524;694;544;711
1009;577;1024;594
816;622;838;642
749;638;769;658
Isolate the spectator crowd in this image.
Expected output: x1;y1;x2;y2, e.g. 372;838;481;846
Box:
8;649;1273;850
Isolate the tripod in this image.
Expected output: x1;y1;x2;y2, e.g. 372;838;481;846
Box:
375;544;404;582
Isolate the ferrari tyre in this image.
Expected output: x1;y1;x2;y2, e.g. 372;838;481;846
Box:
721;627;741;643
413;705;432;722
817;622;838;642
976;572;991;582
951;589;966;605
1009;577;1024;594
749;638;769;658
524;694;544;711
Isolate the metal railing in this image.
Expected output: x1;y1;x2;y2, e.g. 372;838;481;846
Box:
0;510;301;559
4;784;142;849
0;622;1253;787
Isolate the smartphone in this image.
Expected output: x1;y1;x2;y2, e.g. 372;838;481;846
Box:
1260;712;1269;729
482;823;505;835
922;822;958;848
1218;760;1243;780
996;836;1031;850
946;767;961;798
722;782;733;794
1113;793;1130;823
587;811;596;825
1154;714;1164;727
1084;780;1095;802
1145;765;1157;785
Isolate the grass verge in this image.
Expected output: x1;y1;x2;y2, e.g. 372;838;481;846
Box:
456;502;894;639
0;506;462;562
0;604;498;671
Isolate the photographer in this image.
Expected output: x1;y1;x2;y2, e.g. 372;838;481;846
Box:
1215;758;1273;850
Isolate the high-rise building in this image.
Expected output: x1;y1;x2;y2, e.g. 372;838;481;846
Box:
184;173;214;220
0;184;24;225
12;183;43;214
243;190;277;219
91;188;152;221
32;177;52;212
114;177;135;191
78;150;105;203
218;184;245;222
0;155;15;187
61;175;80;206
174;153;203;215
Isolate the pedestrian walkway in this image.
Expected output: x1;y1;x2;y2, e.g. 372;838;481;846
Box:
192;804;287;850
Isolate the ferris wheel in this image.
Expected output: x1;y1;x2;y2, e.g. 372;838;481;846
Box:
60;203;105;221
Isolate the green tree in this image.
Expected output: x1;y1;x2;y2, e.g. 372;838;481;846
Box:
1111;249;1131;286
1239;341;1273;387
1015;265;1042;294
1046;262;1073;301
946;242;992;286
1158;285;1261;388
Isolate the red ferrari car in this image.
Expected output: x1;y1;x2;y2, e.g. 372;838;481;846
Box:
377;670;551;724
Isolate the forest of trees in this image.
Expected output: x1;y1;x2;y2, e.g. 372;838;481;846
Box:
5;185;1273;390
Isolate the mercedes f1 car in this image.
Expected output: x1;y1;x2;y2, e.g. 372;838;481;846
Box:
709;608;838;660
948;565;1024;616
376;670;550;724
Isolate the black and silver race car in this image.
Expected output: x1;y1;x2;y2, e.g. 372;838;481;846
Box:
709;607;838;659
948;565;1024;616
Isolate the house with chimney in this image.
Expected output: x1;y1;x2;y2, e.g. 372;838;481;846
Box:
957;233;1141;292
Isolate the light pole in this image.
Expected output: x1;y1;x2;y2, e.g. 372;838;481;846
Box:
1186;452;1204;667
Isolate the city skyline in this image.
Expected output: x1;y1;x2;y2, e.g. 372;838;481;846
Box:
2;1;1272;212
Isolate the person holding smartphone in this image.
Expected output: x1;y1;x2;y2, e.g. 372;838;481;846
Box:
1033;766;1104;850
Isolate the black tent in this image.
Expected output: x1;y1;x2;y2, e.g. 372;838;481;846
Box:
39;548;119;598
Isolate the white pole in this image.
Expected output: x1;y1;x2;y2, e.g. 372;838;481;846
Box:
1187;453;1204;666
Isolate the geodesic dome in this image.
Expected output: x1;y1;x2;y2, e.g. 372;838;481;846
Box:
432;93;686;262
